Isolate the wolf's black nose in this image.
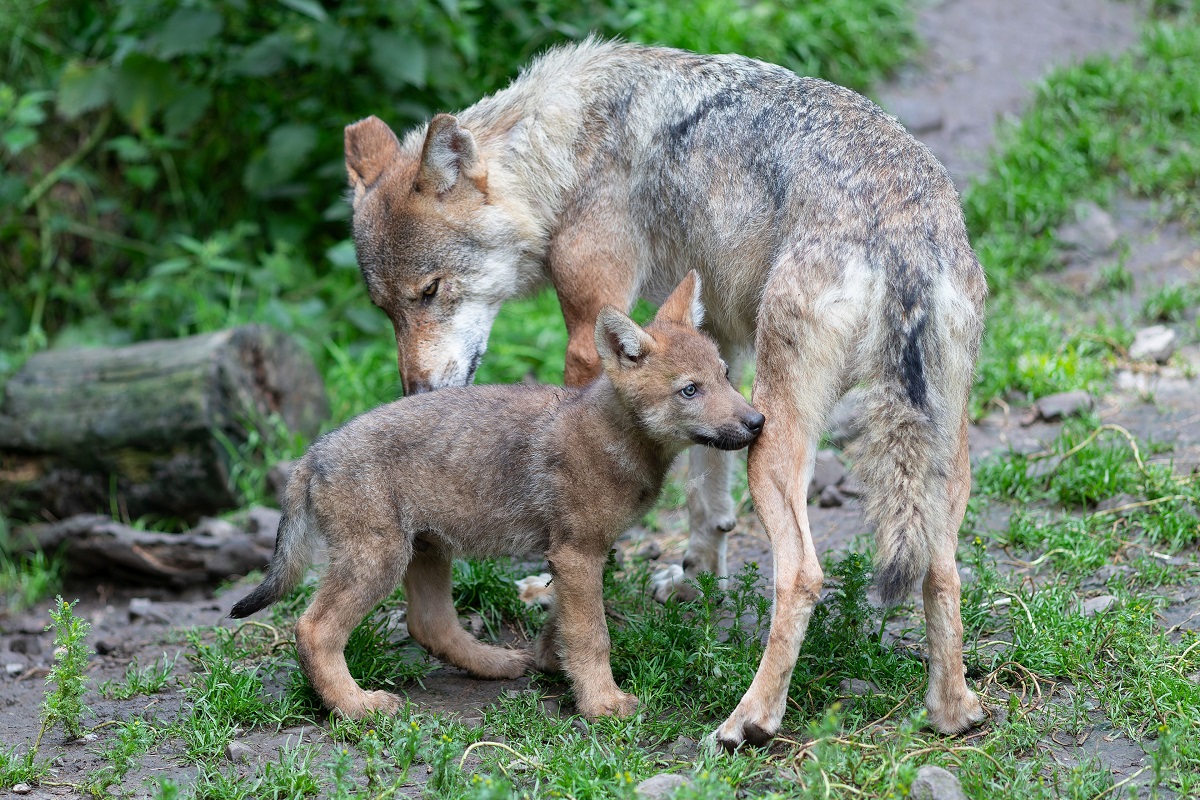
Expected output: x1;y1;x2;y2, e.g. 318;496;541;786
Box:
743;411;765;435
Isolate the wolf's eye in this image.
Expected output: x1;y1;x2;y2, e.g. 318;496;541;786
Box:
422;278;440;300
679;383;698;399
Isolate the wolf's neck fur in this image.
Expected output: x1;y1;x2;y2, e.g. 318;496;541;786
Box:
459;39;630;273
569;374;682;488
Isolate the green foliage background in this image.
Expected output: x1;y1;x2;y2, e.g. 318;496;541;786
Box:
0;0;914;417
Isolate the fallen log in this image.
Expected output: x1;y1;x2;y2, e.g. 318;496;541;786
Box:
14;511;280;585
0;325;328;522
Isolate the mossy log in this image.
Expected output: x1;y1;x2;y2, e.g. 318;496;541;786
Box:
0;325;328;522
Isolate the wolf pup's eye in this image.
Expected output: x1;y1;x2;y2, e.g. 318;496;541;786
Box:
422;278;440;300
679;383;698;399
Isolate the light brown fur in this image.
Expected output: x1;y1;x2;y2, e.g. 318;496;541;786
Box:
231;274;764;720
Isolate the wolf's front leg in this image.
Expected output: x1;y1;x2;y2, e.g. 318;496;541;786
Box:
548;544;638;718
650;445;736;602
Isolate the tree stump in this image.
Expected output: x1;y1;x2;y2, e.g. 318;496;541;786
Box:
0;325;328;522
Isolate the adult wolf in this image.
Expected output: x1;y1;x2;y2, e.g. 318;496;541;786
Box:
343;38;987;746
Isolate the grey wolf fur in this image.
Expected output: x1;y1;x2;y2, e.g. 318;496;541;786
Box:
230;273;764;720
342;38;987;745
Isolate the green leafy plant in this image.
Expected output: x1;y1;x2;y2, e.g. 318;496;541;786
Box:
42;596;93;741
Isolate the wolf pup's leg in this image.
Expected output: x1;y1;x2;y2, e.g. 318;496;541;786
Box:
295;548;408;719
404;548;533;679
921;416;985;733
548;543;637;718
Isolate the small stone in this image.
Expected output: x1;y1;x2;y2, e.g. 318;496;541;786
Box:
128;598;172;624
808;450;846;501
635;773;693;799
1033;391;1093;422
11;783;32;794
826;388;867;447
1082;595;1117;616
1055;201;1119;255
81;732;99;742
5;662;26;676
910;764;966;800
838;678;877;696
1094;564;1131;584
887;98;945;134
818;485;845;508
838;473;866;498
267;460;297;503
226;740;254;763
639;541;663;561
668;735;697;758
1129;325;1178;364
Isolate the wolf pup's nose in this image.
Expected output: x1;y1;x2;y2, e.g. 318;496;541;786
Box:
743;411;765;436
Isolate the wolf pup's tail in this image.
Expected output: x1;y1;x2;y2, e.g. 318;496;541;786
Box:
229;460;318;618
855;246;966;607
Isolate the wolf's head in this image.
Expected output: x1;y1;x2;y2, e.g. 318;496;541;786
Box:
593;272;764;452
344;114;535;394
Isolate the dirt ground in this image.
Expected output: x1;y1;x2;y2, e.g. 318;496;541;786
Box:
6;1;1196;797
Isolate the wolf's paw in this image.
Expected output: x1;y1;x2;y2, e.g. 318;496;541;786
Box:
334;689;403;720
650;564;697;603
711;704;778;752
925;686;986;734
579;690;639;719
473;648;534;680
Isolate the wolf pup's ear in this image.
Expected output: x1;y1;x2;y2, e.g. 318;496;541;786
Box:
595;307;655;369
417;114;487;196
345;116;401;205
654;270;705;329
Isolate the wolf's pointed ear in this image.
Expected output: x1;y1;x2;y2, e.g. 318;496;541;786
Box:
594;307;655;369
345;116;401;205
654;270;705;328
417;114;487;196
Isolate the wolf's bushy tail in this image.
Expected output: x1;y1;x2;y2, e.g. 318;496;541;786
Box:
229;461;318;619
855;251;964;607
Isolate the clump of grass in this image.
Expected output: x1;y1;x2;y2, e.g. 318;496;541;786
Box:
100;652;179;700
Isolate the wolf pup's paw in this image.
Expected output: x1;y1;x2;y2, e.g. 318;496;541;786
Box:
649;564;697;603
925;686;986;734
333;689;403;720
579;690;639;719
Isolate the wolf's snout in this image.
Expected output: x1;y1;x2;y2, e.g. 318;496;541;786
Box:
742;410;765;437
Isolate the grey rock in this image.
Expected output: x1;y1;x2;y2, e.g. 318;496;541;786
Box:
826;388;868;447
1055;201;1119;255
1129;325;1178;364
1094;564;1132;584
808;450;846;501
888;98;945;134
1033;390;1093;422
128;597;172;624
639;541;662;561
267;459;297;504
910;765;966;800
838;678;877;696
243;506;283;549
226;740;254;763
1082;595;1117;616
6;662;27;676
819;485;845;508
668;735;698;759
838;473;866;498
635;773;693;799
11;783;32;794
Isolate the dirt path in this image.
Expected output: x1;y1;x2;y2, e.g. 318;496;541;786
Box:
1;2;1172;797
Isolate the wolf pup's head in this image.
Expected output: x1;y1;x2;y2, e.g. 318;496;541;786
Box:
593;271;765;451
344;114;535;395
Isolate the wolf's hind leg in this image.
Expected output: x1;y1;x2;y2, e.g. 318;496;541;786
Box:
922;415;985;733
296;547;407;719
404;549;533;680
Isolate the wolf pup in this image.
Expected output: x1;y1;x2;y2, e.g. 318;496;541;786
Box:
230;273;763;720
342;39;988;745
